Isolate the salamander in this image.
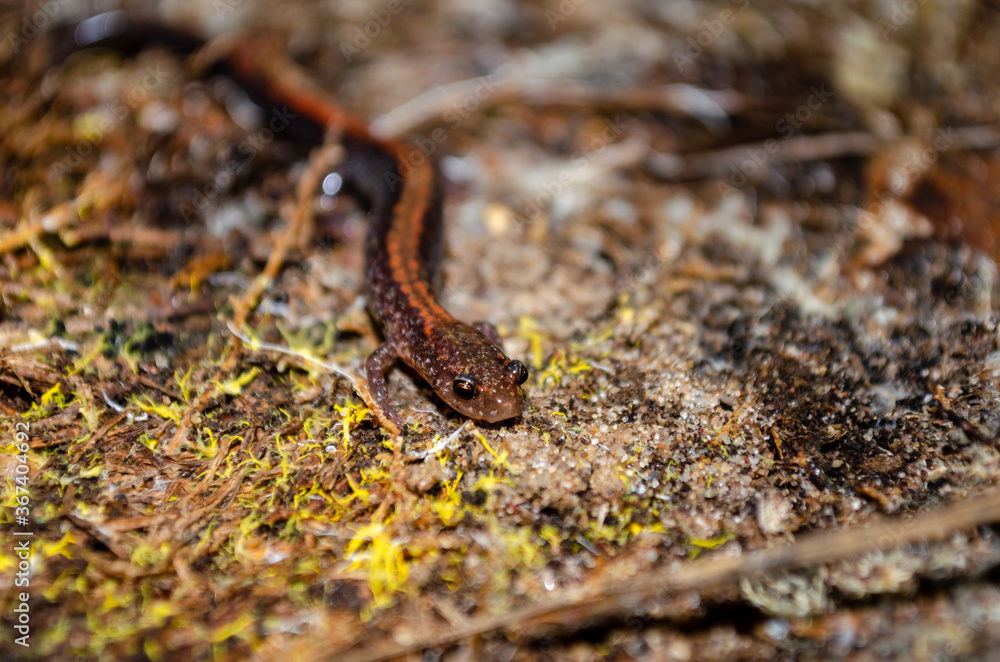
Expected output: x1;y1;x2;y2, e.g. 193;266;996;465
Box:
61;11;528;429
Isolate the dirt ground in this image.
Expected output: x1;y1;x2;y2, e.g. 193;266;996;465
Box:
3;0;1000;660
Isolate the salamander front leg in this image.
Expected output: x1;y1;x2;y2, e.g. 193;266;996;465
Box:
472;321;505;349
363;340;404;433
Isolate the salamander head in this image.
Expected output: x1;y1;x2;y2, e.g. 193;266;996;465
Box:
420;324;528;423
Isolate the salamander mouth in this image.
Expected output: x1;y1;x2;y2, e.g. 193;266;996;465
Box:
480;410;519;423
471;394;524;423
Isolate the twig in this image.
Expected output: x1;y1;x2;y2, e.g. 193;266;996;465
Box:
225;322;358;383
330;488;1000;662
406;420;469;460
646;125;1000;181
372;77;744;139
165;344;241;454
8;336;80;354
230;142;344;332
67;411;128;464
225;322;401;437
131;374;186;403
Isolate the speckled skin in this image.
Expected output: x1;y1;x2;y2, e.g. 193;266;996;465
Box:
67;12;528;428
362;149;527;426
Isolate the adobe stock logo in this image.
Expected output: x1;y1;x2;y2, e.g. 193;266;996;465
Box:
339;0;414;63
177;106;297;222
722;84;835;189
672;0;752;72
5;0;68;54
49;63;174;179
519;116;629;222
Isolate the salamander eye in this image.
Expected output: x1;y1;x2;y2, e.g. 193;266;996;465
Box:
453;374;479;400
509;360;528;385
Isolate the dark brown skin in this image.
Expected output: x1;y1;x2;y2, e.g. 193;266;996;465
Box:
63;12;529;429
364;148;528;426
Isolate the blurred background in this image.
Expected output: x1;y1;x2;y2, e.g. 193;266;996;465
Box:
3;2;1000;661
